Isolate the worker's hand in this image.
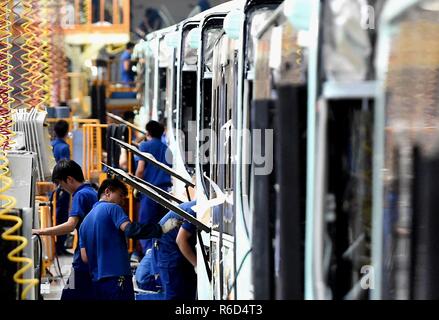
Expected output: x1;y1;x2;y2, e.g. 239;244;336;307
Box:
133;189;141;199
161;218;182;234
32;229;42;235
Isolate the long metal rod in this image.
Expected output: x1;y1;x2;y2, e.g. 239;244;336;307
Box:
111;137;195;187
314;99;328;300
129;173;185;204
305;0;322;300
255;3;284;39
185;185;192;201
103;163;210;233
106;112;148;135
197;230;213;282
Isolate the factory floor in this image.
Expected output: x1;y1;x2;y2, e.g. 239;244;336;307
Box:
41;252;73;300
39;250;148;300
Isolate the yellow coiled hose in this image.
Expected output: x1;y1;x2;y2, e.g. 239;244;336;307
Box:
0;0;15;146
28;0;46;111
21;0;39;110
10;0;25;109
0;148;38;300
0;0;38;300
38;0;52;108
53;0;69;104
50;0;66;106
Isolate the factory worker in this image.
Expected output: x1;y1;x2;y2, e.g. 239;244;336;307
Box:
50;119;72;255
79;178;180;300
135;120;172;255
33;160;98;300
156;200;198;300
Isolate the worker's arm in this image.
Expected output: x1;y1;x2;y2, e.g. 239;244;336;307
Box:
119;218;181;240
120;220;162;239
135;159;145;179
123;59;131;72
80;248;88;264
135;27;146;39
33;216;79;236
119;149;128;171
134;134;146;145
60;144;71;161
176;228;197;267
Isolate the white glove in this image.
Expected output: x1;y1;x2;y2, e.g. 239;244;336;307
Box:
161;218;182;233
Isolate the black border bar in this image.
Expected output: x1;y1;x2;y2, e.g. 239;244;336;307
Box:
103;163;210;233
111;137;195;188
106;112;148;135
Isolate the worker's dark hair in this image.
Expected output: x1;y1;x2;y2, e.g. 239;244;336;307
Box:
198;0;211;11
123;111;135;122
52;160;84;183
98;178;128;199
145;7;159;20
146;120;164;138
90;182;99;191
54;120;69;138
126;42;135;50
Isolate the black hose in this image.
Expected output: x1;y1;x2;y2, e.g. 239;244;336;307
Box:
34;234;43;300
226;248;252;298
54;252;66;286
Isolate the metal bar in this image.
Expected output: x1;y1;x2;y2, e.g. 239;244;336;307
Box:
52;191;57;230
305;0;322;300
127;126;134;252
88;126;92;180
113;0;119;24
130;174;185;204
197;230;212;282
111;137;195;187
185;185;192;201
87;0;92;25
127;127;132;174
322;81;378;100
343;279;366;300
314;99;328;300
255;3;284;39
342;233;365;261
107;112;147;135
75;0;80;24
82;124;87;177
100;0;104;22
103;163;210;233
97;124;102;174
123;0;129;29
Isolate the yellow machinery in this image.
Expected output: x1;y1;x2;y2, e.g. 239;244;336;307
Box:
0;0;139;300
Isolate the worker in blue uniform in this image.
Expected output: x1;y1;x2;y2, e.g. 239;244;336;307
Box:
120;42;136;86
135;120;172;254
156;200;198;300
33;160;98;300
50;120;72;255
79;178;181;300
51;120;70;162
135;247;161;292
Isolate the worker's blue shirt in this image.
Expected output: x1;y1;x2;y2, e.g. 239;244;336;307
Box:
120;50;135;84
138;138;172;188
157;201;197;268
79;201;131;281
70;183;98;272
51;138;70;162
